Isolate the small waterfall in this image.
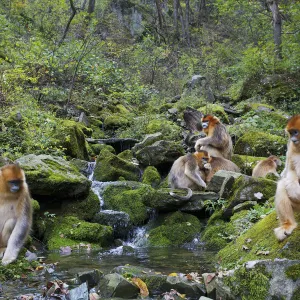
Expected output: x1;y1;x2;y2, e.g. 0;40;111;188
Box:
86;161;150;249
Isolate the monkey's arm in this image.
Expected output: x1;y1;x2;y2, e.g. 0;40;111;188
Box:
2;198;32;265
184;163;206;188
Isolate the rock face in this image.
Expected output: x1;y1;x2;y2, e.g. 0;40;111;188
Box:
214;259;300;300
17;154;91;199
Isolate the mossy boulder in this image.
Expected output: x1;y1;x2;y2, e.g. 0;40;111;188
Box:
103;114;131;129
17;154;91;199
234;131;287;157
142;166;161;187
90;144;116;156
93;149;140;181
135;140;185;167
148;211;201;247
117;149;133;161
44;216;113;250
145;119;181;141
202;210;251;250
222;175;276;219
198;104;230;124
55;120;89;160
102;183;156;225
217;212;300;267
63;189;100;221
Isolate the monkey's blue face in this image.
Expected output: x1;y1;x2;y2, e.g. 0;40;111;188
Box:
202;121;209;129
289;129;299;144
8;180;23;193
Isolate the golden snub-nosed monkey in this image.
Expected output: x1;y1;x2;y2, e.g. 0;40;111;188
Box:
195;114;233;160
0;164;32;265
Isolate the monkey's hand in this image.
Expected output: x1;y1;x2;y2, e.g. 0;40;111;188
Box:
203;163;212;170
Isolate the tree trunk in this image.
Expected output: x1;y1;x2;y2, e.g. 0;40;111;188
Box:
266;0;282;59
155;0;164;30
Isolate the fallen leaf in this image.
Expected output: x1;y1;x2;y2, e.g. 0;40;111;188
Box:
168;273;178;277
131;277;149;297
242;245;249;251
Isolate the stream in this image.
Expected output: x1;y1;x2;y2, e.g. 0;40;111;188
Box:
1;162;217;299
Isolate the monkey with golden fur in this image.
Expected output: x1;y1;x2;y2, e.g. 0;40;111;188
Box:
194;114;233;160
196;150;240;183
274;115;300;241
0;164;32;265
168;153;207;199
252;155;282;178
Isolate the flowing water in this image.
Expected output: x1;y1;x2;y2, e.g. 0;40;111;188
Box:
1;162;217;299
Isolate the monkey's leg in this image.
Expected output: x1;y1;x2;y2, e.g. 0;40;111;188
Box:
0;248;6;259
274;180;297;241
2;216;29;266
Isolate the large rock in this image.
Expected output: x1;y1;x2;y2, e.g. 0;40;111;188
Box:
148;211;202;247
93;148;140;182
222;174;276;219
134;140;184;168
55;120;90;160
214;259;300;300
99;273;139;298
234;131;286;157
145;188;218;213
17;154;91;199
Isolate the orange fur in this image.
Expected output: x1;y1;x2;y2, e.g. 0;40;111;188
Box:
195;114;233;160
252;155;281;178
0;164;32;265
274;115;300;240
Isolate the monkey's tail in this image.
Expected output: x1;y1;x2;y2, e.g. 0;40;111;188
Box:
169;188;193;200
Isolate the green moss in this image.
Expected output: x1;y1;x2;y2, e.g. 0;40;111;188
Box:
148;212;201;247
94;148;140;181
217;212;300;267
31;199;40;215
55;120;89;160
235;102;275;114
292;287;300;300
104;114;131;129
224;266;270;300
0;253;39;281
142;166;161;187
45;216;113;250
199;104;230;124
91;144;116;156
145;119;181;141
118;150;133;161
63;189;100;221
103;184;155;225
234;131;287;157
285;264;300;281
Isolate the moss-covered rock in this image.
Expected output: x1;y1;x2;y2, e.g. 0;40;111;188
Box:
135;140;184;167
198;104;230;124
63;189;100;221
222;175;276;219
104;114;131;129
44;216;113;250
0;251;39;281
142;166;161;187
54;120;90;160
148;211;201;247
102;183;155;225
93;148;140;181
17;154;91;199
217;212;300;267
145;119;181;141
234;131;287;157
90;144;116;156
117;149;133;161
